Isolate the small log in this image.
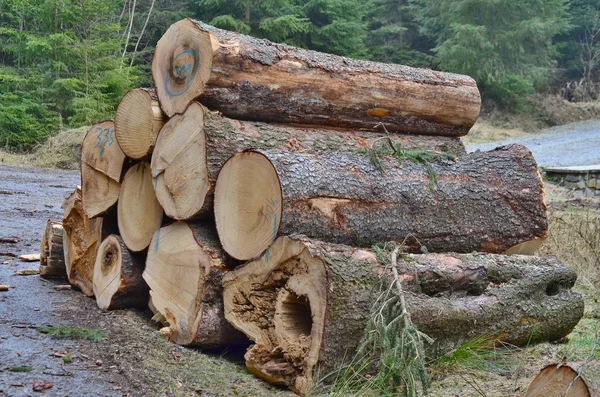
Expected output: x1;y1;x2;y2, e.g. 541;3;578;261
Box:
525;362;599;397
93;235;148;310
151;102;208;220
18;254;40;262
152;19;481;136
214;144;548;260
39;220;66;278
0;285;9;291
222;236;584;394
62;188;113;296
117;162;164;252
143;221;246;347
81;121;125;218
115;88;167;160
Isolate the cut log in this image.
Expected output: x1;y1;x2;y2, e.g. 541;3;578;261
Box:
214;144;548;260
81;121;125;218
525;362;599;397
39;220;66;278
152;18;481;136
117;162;164;252
62;188;113;296
503;238;546;255
115;88;167;160
151;102;208;220
143;221;246;347
222;236;584;394
93;235;148;310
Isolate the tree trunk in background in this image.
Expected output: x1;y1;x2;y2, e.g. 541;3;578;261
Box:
223;236;584;395
39;219;66;278
115;88;166;160
93;234;148;310
214;144;548;260
81;120;125;218
143;221;246;348
152;19;480;136
117;162;164;252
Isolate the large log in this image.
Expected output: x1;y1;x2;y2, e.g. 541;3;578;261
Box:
152;106;464;221
143;221;246;347
62;188;114;296
81;121;125;218
117;162;164;252
214;144;548;260
115;88;167;160
39;219;66;278
152;19;481;135
222;236;584;395
93;235;148;311
525;362;599;397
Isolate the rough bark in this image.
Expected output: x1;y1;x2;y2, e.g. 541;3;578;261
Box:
81;120;125;218
93;234;148;310
152;18;481;136
143;221;246;347
62;188;115;296
117;162;164;252
222;236;584;395
115;88;167;160
39;219;66;279
214;144;548;259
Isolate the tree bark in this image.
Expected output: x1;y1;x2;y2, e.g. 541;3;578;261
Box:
214;144;548;260
222;236;584;395
115;88;167;160
39;219;66;279
93;234;148;310
152;18;481;136
117;162;164;252
62;188;115;296
143;221;246;347
81;120;125;218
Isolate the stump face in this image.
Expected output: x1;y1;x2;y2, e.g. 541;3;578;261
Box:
525;364;590;397
152;18;213;117
214;151;283;260
117;162;164;252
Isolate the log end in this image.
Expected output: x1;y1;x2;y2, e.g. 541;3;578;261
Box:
152;18;214;117
81;121;125;182
115;88;166;159
81;163;120;218
525;363;591;397
214;151;282;260
93;235;123;310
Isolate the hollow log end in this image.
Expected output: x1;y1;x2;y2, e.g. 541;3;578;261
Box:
152;18;214;117
115;88;165;159
223;236;328;395
214;151;282;260
93;235;123;310
151;102;209;220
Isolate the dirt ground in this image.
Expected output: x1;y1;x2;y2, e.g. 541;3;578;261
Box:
1;165;598;397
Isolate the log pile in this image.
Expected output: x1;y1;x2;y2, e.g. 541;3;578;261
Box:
39;18;584;395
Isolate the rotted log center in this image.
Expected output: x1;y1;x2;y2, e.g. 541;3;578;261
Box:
101;246;118;276
276;289;313;343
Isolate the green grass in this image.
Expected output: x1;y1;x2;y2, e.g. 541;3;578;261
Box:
8;366;33;372
38;325;106;342
62;353;73;364
431;336;517;374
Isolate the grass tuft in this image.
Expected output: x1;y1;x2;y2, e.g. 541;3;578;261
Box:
8;366;33;372
38;325;106;342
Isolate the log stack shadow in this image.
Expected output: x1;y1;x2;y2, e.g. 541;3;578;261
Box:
40;17;584;395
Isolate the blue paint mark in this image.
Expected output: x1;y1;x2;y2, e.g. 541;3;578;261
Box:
93;127;114;156
272;213;278;241
265;249;270;261
165;49;199;98
154;226;162;252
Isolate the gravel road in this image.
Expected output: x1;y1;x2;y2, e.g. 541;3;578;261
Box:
466;119;600;167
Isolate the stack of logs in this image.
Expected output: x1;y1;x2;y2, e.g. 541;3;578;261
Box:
40;18;584;395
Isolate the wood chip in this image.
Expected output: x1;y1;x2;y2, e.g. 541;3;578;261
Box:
0;237;19;244
0;285;10;291
32;381;53;392
53;285;71;291
15;269;40;276
18;254;40;262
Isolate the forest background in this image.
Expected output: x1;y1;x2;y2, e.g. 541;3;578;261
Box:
1;0;599;150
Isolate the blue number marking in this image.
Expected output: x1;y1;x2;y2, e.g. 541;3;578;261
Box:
94;128;114;156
